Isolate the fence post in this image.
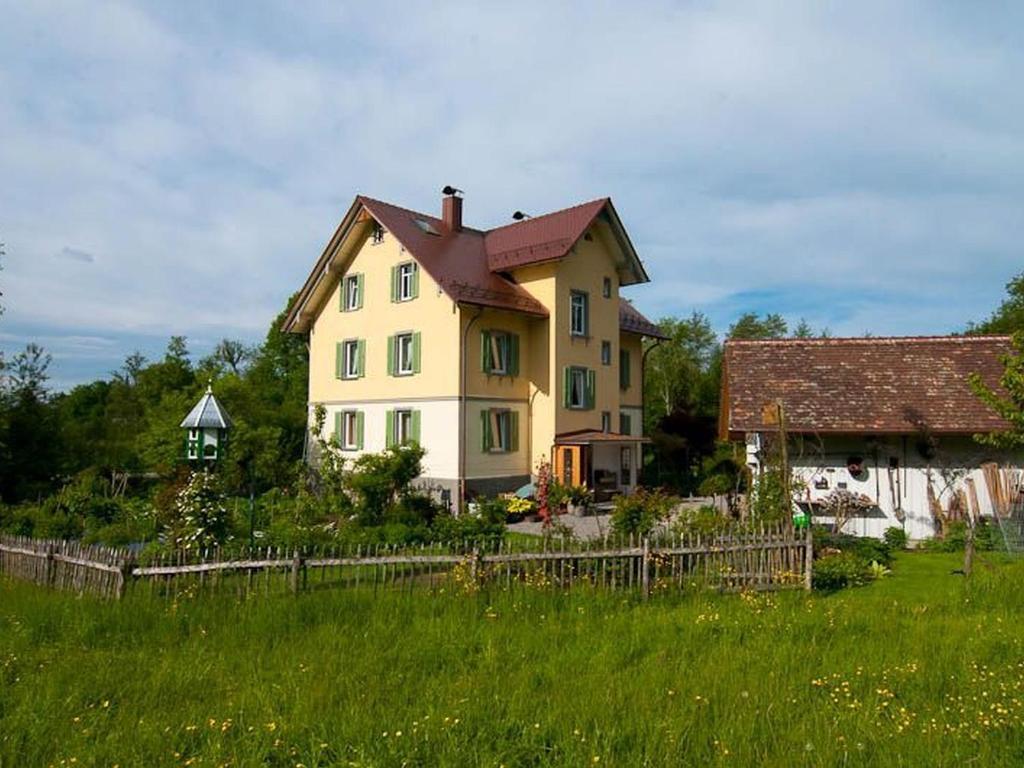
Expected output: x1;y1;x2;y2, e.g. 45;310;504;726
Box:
804;523;813;592
117;554;136;600
290;550;303;595
641;537;650;601
469;544;480;585
45;543;56;589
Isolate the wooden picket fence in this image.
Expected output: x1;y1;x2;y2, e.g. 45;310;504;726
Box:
0;523;812;600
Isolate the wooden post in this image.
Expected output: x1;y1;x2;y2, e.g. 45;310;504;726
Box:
641;537;650;601
469;544;479;585
45;543;56;590
804;521;813;592
290;550;302;594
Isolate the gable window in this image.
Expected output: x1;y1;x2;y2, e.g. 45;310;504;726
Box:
342;274;363;311
481;408;519;453
336;339;365;379
570;291;589;337
386;408;420;446
392;262;419;302
334;410;364;451
602;277;612;298
619;349;631;389
601;340;612;365
388;332;421;376
481;330;520;376
372;223;385;245
619;412;632;435
564;366;595;410
601;411;611;433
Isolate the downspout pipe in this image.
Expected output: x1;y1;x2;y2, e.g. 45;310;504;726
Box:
640;338;664;483
459;305;485;510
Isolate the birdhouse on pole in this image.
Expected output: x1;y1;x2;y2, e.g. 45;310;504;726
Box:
180;383;233;463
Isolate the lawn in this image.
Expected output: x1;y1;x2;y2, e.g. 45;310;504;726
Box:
2;552;1024;767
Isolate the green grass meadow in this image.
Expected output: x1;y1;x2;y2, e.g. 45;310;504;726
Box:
2;552;1024;767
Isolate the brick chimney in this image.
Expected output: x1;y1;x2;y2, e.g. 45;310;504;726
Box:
442;187;463;232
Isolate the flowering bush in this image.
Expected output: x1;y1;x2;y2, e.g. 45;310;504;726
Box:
169;471;232;551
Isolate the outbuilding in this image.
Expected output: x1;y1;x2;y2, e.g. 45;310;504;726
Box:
721;335;1023;540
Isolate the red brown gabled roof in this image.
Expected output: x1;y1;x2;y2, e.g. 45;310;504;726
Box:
284;192;657;335
620;300;667;340
358;196;548;317
721;335;1013;440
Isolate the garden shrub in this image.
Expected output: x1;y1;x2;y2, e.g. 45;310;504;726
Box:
813;527;893;567
345;444;426;526
610;489;676;538
813;552;872;591
671;504;730;538
883;526;908;550
920;519;998;553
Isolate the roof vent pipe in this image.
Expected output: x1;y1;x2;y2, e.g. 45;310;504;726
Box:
442;185;463;232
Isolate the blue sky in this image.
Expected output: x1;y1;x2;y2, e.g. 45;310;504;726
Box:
1;1;1022;390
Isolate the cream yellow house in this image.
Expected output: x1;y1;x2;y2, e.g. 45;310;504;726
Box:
283;188;666;505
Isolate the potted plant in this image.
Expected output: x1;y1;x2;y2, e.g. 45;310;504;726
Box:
566;485;593;517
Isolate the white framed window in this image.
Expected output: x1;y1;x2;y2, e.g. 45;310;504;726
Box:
481;408;518;453
567;367;588;409
601;340;612;365
341;411;359;450
602;276;612;298
397;262;416;301
395;409;413;444
620;446;632;485
343;274;361;311
601;411;611;433
483;331;517;375
396;333;414;375
372;223;385;245
570;291;589;337
342;339;360;379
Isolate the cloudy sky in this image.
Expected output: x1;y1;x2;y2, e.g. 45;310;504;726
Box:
1;1;1022;390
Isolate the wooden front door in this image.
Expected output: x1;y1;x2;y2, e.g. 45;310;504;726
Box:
554;446;589;487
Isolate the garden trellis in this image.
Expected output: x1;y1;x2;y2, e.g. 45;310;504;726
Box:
1;522;811;600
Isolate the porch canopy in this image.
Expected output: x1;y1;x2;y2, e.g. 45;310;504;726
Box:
555;429;650;446
553;430;649;497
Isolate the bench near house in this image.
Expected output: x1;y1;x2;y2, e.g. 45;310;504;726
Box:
721;335;1022;540
284;187;665;507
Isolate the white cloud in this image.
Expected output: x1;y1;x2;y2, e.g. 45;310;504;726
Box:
1;1;1022;385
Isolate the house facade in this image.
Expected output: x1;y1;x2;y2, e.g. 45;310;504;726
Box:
284;188;665;505
721;336;1023;540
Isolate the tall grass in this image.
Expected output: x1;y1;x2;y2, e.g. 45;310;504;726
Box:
2;553;1024;766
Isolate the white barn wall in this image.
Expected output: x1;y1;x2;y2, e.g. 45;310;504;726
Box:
747;432;1021;540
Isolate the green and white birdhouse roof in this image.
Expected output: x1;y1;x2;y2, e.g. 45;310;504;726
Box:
180;384;234;429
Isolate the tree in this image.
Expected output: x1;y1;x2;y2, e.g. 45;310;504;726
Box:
969;332;1024;448
968;272;1024;335
0;344;60;501
213;339;254;375
728;312;788;340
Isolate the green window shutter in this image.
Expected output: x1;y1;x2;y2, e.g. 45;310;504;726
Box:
390;266;399;302
386;335;396;376
356;411;365;450
411;264;419;298
334;412;342;443
357;339;366;378
410;409;421;444
620;349;631;389
510;411;520;452
356;274;364;309
480;410;491;452
509;334;520;376
412;332;422;374
481;330;492;374
586;369;596;410
563;367;572;408
385;410;395;447
335;342;344;378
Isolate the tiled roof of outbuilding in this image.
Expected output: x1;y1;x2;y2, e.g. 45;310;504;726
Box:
721;336;1013;438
